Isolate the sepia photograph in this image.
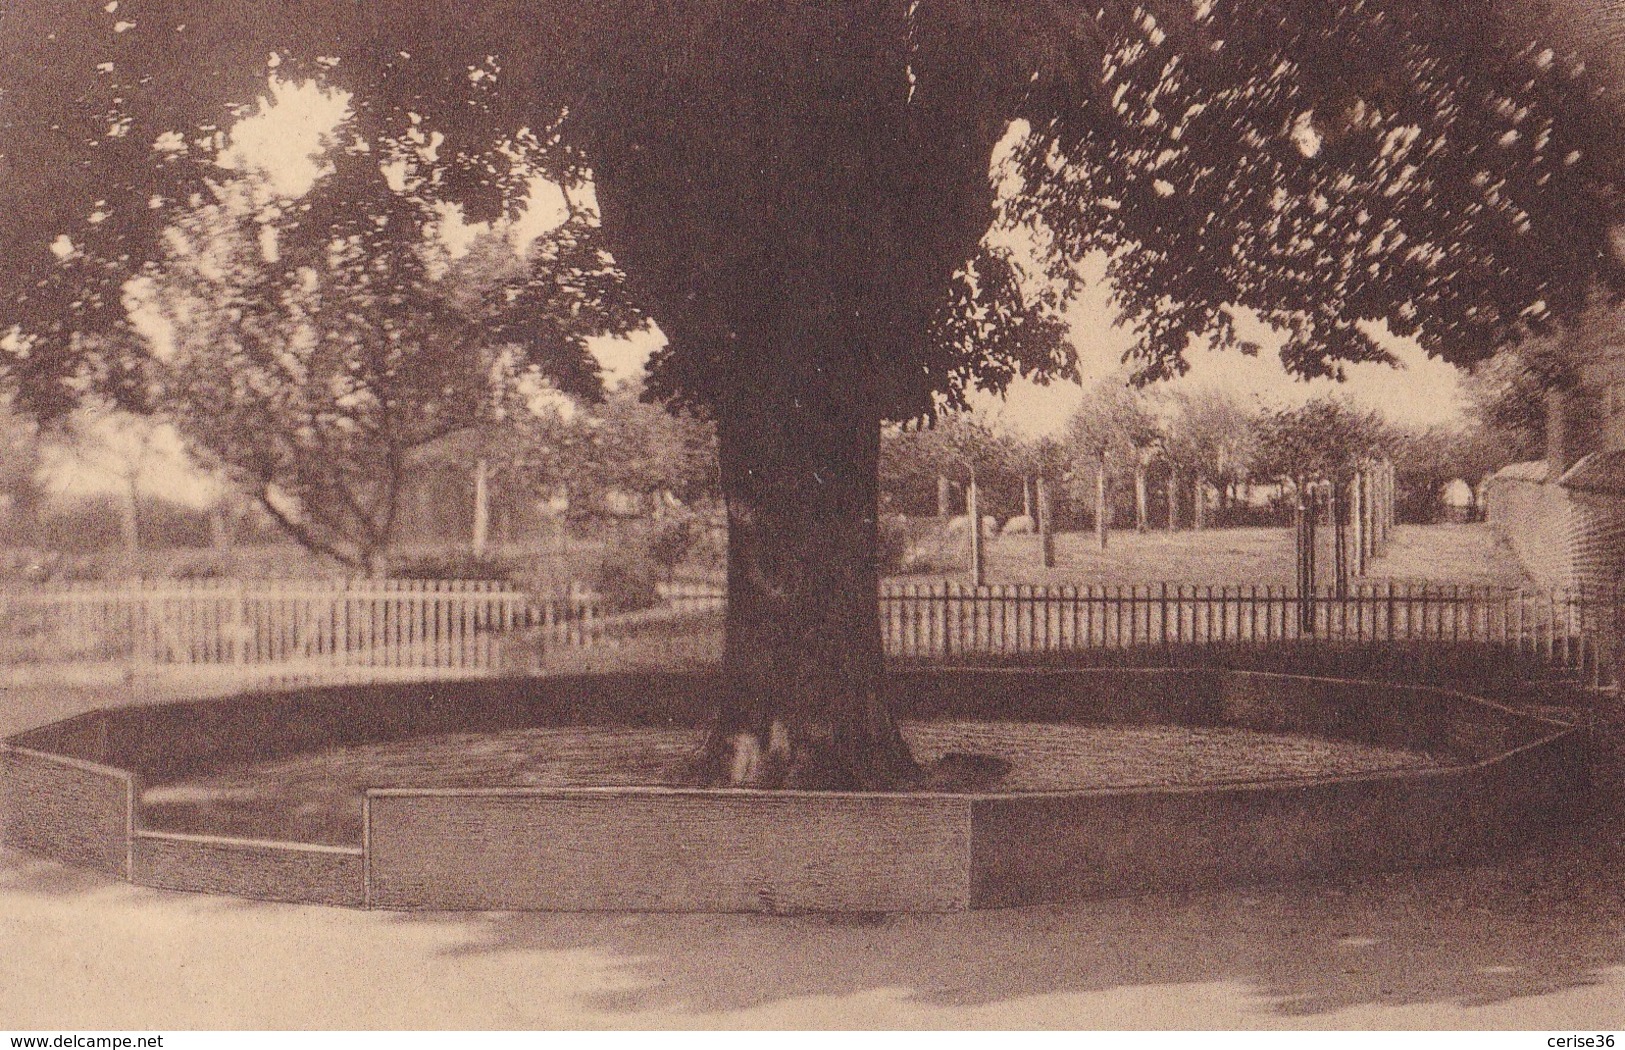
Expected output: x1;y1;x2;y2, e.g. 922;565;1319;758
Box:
0;0;1622;1034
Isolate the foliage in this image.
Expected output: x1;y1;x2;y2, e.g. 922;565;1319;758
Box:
1388;422;1532;522
877;516;915;575
1161;388;1260;496
9;4;1615;426
29;492;217;555
587;551;663;614
1251;397;1391;490
1459;347;1558;459
1460;291;1625;465
4;1;1623;779
130;145;630;570
881;414;1014;500
1065;378;1163;462
484;381;718;520
1060;378;1163;522
565;385;719;514
1011;2;1625;386
636;511;723;581
0;398;46;544
388;551;518;583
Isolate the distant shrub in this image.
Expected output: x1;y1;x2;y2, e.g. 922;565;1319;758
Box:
588;552;663;613
639;516;703;582
390;551;517;582
879;515;912;574
880;515;964;575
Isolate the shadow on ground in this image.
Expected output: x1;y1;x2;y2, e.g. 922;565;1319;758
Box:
1;800;1622;1026
383;813;1625;1021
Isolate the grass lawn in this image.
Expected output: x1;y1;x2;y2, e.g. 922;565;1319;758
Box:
891;522;1533;589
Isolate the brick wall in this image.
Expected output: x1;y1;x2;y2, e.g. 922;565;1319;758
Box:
1484;469;1624;596
1485;459;1625;686
1484;464;1577;591
1568;490;1625;594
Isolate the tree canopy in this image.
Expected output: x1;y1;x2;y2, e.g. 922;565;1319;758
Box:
1252;396;1391;490
119;132;631;570
5;2;1620;422
1161;387;1258;496
5;1;1623;785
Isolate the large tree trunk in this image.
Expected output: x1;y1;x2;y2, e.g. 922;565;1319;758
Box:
569;5;1019;789
688;399;916;790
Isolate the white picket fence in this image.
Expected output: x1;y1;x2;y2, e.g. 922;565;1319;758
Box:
1;576;1613;690
0;578;608;686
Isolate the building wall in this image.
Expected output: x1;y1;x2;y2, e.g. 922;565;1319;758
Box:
1484;464;1576;592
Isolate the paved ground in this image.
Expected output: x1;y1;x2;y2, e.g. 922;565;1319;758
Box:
3;681;1623;1030
3;836;1624;1030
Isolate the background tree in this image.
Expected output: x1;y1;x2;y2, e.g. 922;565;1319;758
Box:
1460;291;1625;474
1064;378;1162;548
45;404;172;559
1252;397;1391;495
2;2;1621;786
0;397;47;549
1161;389;1260;529
553;383;720;519
1388;421;1531;523
880;415;1021;519
131;138;627;573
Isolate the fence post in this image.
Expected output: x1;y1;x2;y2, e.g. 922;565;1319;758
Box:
1296;493;1317;633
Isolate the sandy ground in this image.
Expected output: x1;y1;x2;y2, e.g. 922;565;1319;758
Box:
141;723;1438;846
4;682;1624;1030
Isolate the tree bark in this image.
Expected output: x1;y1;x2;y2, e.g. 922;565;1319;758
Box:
1134;461;1148;533
472;457;490;555
564;7;1019;789
1095;451;1110;550
1166;470;1178;532
1192;477;1205;532
936;475;953;518
687;397;916;790
1037;474;1055;569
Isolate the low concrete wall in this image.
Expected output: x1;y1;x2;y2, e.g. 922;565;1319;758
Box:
365;788;973;912
132;832;364;907
10;709;112;764
0;667;1588;913
2;745;132;876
